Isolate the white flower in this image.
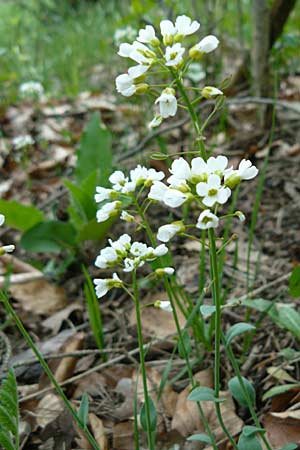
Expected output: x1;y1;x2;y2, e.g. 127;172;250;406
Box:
157;222;183;242
154;300;173;312
175;15;200;36
165;43;185;66
95;247;118;269
94;273;123;298
95;186;115;203
109;171;127;191
120;211;134;222
137;25;158;45
0;215;5;227
196;174;231;207
202;86;223;98
195;35;219;53
191;157;209;182
148;115;163;129
148;181;168;201
115;73;137;97
206;155;229;176
109;234;131;253
121;41;155;66
130;242;149;257
123;257;143;272
130;165;149;185
12;135;34;149
96;201;120;222
145;168;165;184
196;210;219;230
122;181;136;193
1;245;15;254
155;88;177;118
160;19;177;38
163;188;188;207
128;65;149;78
236;211;246;222
169;157;191;183
236;159;258;180
19;81;44;99
153;244;168;257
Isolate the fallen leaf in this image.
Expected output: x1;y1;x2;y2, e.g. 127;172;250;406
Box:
264;412;300;448
36;393;64;428
10;279;68;315
113;421;135;450
89;413;108;450
42;302;83;333
267;366;297;383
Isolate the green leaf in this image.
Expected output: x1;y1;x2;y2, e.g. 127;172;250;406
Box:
187;433;212;443
140;397;157;432
64;179;96;222
262;383;300;401
150;152;168;160
280;444;298;450
276;305;300;338
178;329;192;358
0;431;15;450
228;376;256;408
200;305;216;317
83;265;104;351
75;112;112;186
289;266;300;298
238;426;263;450
0;199;44;231
188;386;224;403
225;323;256;346
20;220;77;253
78;392;89;428
157;357;173;401
77;217;115;242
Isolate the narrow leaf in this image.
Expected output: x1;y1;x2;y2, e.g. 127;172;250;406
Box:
187;433;212;443
78;392;89;428
262;383;300;401
0;431;15;450
289;266;300;298
140;397;157;432
188;386;224;403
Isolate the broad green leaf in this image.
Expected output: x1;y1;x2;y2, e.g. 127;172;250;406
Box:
0;199;44;231
140;397;157;432
20;221;77;253
280;444;298;450
200;305;216;317
78;392;89;428
187;433;212;443
242;426;265;437
77;217;114;242
0;405;17;436
225;322;255;346
276;305;300;338
188;387;224;403
64;179;96;221
262;383;300;401
75;112;112;186
238;429;263;450
228;376;256;408
241;298;279;323
289;266;300;298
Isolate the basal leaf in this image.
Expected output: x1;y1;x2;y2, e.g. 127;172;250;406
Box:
225;322;255;346
0;199;44;231
262;383;300;401
228;376;256;408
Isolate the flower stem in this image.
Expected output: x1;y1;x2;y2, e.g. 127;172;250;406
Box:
208;230;239;450
132;271;155;450
1;291;101;450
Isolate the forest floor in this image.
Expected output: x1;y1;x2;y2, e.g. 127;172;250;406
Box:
0;73;300;449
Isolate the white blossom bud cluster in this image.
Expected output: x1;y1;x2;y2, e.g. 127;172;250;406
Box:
115;15;222;127
0;214;15;255
19;81;44;100
94;233;171;298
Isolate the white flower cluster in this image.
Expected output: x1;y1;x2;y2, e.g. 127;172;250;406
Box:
0;215;15;255
114;26;137;46
115;15;221;127
12;135;34;150
19;81;44;100
95;165;164;223
94;234;169;298
148;156;258;239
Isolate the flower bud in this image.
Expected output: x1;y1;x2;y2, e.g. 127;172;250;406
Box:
163;35;174;46
189;45;202;60
154;300;173;312
235;211;245;222
135;83;149;94
155;267;175;276
150;37;160;47
120;211;135;222
201;86;223;99
224;173;241;189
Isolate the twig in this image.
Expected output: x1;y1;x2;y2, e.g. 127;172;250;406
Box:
0;272;44;288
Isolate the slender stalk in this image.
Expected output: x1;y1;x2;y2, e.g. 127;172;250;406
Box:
163;278;218;450
1;292;100;450
208;230;239;450
132;271;155;450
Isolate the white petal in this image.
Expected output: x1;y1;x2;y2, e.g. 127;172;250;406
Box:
160;19;176;36
207;174;221;189
196;182;209;197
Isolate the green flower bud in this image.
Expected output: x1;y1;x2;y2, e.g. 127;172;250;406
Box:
135;83;149;94
225;173;241;189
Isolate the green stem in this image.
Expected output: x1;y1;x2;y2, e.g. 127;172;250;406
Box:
132;271;155;450
1;292;100;450
223;336;273;450
208;230;239;450
163;278;218;450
